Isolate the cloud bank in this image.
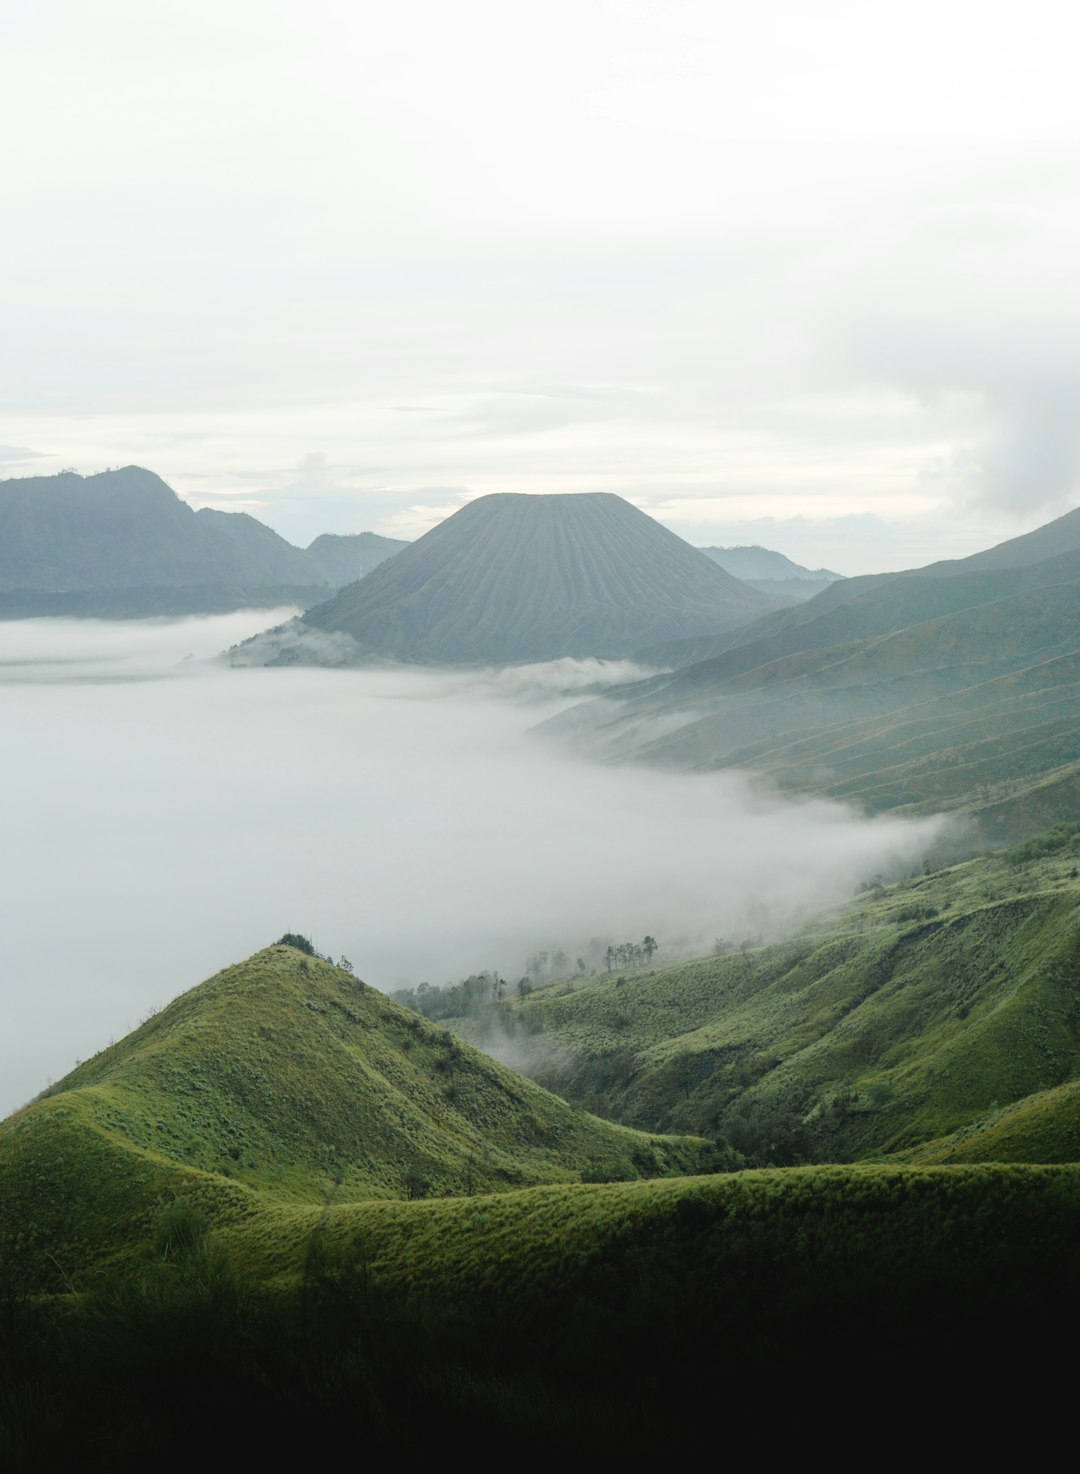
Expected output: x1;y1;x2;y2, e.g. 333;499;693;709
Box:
0;614;946;1116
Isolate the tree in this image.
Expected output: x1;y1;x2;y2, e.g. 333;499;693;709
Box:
643;936;658;964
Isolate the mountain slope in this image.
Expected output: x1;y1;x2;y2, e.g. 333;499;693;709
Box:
250;493;782;666
448;840;1080;1165
0;945;707;1286
557;507;1080;840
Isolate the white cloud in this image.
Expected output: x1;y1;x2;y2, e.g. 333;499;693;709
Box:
0;615;944;1116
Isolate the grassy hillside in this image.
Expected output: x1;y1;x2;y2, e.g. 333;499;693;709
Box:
449;841;1080;1165
560;535;1080;840
252;492;781;666
6;1162;1079;1460
0;945;708;1292
5;926;1080;1456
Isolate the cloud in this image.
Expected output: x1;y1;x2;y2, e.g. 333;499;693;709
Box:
0;614;946;1117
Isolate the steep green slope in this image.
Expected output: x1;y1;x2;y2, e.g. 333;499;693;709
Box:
251;492;781;666
450;844;1080;1164
0;946;707;1289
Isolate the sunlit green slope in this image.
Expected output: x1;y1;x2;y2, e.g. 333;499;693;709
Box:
452;840;1080;1164
0;946;707;1289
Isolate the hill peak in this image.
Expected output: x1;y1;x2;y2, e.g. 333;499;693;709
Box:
17;944;705;1221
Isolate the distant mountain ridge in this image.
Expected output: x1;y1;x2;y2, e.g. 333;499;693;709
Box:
699;544;843;603
555;501;1080;843
245;492;784;667
0;466;407;615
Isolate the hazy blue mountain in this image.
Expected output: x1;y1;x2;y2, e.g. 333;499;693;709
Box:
305;531;408;585
250;492;784;666
699;544;842;600
0;467;408;615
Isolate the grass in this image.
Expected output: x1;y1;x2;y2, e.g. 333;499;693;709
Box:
0;946;710;1293
451;845;1080;1166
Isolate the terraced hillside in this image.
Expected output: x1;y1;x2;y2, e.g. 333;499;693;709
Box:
243;492;780;666
449;838;1080;1165
557;509;1080;842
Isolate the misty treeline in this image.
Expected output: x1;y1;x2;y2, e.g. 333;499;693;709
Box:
391;936;661;1022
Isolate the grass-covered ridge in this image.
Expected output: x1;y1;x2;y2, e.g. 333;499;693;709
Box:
0;945;709;1292
450;844;1080;1165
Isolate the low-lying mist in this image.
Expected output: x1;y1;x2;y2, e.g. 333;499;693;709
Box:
0;613;947;1117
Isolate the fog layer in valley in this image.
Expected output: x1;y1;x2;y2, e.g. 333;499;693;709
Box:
0;614;947;1116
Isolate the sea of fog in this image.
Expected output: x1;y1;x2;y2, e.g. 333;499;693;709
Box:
0;612;947;1116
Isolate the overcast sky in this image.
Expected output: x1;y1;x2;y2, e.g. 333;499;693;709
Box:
3;1;1079;569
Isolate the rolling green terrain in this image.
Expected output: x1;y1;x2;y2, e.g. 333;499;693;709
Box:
4;905;1080;1458
245;492;782;666
0;467;406;616
0;945;708;1293
449;837;1080;1166
556;506;1080;842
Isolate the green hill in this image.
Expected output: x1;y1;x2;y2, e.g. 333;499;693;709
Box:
0;945;708;1292
446;841;1080;1165
5;928;1080;1455
241;492;782;667
0;467;407;616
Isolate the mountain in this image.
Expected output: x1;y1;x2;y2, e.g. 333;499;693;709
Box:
699;544;843;602
554;506;1080;842
0;467;407;616
0;943;707;1288
449;833;1080;1166
304;531;407;585
241;492;783;667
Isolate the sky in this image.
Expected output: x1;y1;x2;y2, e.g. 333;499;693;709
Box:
3;1;1080;570
0;613;944;1116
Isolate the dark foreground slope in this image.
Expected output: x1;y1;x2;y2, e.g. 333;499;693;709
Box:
5;1160;1079;1463
450;837;1080;1165
4;935;1080;1459
0;468;406;615
242;492;781;666
559;506;1080;842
